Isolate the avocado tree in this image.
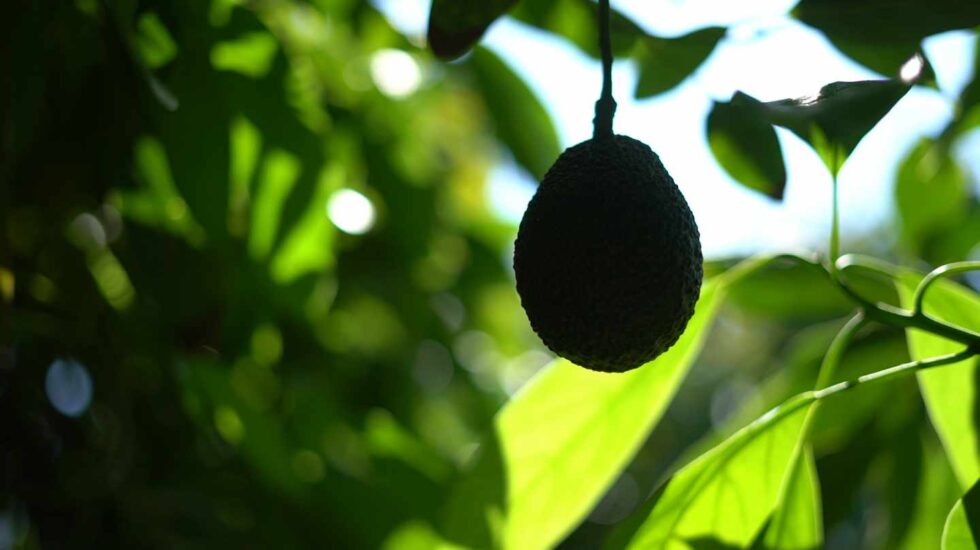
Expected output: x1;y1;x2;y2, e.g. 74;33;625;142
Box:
0;0;978;548
431;1;980;548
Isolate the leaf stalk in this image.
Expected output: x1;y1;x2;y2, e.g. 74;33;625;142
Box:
593;0;616;139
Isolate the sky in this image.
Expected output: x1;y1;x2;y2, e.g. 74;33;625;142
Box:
372;0;977;259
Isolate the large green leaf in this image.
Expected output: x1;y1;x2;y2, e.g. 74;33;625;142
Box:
707;92;787;200
897;273;980;489
443;280;725;550
794;0;980;76
635;27;726;99
469;47;561;179
942;480;980;550
427;0;517;60
758;447;822;550
608;393;815;549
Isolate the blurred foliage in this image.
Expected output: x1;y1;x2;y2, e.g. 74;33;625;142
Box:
1;0;979;549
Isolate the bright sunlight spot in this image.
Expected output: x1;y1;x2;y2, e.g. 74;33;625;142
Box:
370;48;423;98
900;53;926;83
327;189;376;235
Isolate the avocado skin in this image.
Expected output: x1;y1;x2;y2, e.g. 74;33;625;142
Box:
514;135;703;373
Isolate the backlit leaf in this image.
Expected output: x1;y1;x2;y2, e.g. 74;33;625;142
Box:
897;272;980;489
759;448;823;550
942;480;980;550
709;60;925;177
135;12;177;69
760;78;914;173
707;92;787;199
249;149;302;260
210;32;279;78
635;27;725;99
609;393;815;549
443;280;726;550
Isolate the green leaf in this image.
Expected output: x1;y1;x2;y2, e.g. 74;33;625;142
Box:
897;273;980;489
635;27;726;99
249;149;302;260
712;60;926;177
794;0;980;75
761;78;915;173
900;435;963;550
102;0;179;110
707;93;787;199
383;520;466;550
942;480;980;550
759;448;823;550
725;258;850;320
443;280;726;550
115;136;205;245
210;32;279;78
427;0;517;60
135;12;177;69
609;393;815;549
270;163;339;283
469;47;561;179
512;0;646;59
895;139;968;254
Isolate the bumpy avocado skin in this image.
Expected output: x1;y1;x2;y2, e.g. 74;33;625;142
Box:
514;135;703;373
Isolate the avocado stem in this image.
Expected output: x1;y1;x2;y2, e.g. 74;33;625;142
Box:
594;0;617;140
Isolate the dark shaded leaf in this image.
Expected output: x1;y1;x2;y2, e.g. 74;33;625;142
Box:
761;78;913;173
794;0;980;75
707;92;787;199
427;0;517;60
635;27;725;98
469;47;561;179
822;35;922;78
708;55;925;177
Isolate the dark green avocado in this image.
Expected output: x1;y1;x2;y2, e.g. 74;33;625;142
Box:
514;135;703;373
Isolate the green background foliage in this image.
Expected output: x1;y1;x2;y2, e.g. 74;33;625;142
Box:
1;0;979;548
